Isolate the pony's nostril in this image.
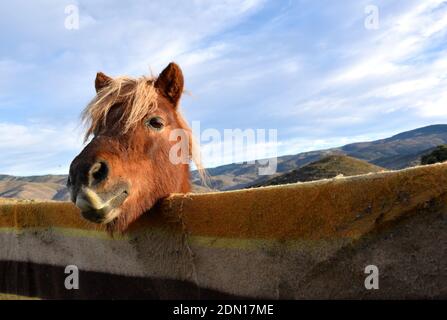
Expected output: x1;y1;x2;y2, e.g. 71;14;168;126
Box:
89;161;109;185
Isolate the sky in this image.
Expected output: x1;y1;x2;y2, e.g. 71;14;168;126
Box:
1;0;447;175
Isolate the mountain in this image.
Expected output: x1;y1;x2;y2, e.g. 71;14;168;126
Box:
340;125;447;167
0;174;67;184
247;155;385;188
1;124;447;199
0;175;68;201
370;147;435;169
194;124;447;190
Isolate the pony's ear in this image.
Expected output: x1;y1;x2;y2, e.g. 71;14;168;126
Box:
155;62;184;107
95;72;112;93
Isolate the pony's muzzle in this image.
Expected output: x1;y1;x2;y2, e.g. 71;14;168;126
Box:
74;186;128;224
69;157;129;224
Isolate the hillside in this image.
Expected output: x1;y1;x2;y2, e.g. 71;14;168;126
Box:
1;124;447;199
371;147;435;169
0;174;67;184
341;124;447;166
247;155;385;188
0;175;68;201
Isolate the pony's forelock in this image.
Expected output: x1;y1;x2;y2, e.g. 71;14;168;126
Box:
82;76;158;141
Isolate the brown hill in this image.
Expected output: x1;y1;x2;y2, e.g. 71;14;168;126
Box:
248;155;385;188
0;181;68;201
0;175;68;201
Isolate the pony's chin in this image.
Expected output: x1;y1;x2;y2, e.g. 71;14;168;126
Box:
81;207;121;224
75;186;128;224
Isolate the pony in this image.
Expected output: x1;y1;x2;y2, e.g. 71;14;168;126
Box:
68;62;203;233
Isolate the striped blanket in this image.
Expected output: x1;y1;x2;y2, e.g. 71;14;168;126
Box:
1;163;447;299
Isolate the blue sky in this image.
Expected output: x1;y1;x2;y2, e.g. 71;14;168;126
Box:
1;0;447;175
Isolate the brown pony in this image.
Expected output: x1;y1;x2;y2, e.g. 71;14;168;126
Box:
68;62;202;233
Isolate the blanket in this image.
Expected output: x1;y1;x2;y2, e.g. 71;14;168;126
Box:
1;163;446;299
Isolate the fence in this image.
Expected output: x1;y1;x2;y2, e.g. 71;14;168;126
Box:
1;163;446;299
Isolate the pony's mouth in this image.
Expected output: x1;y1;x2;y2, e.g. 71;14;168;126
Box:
75;186;129;224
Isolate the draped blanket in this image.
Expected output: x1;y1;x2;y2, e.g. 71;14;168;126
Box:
1;163;447;299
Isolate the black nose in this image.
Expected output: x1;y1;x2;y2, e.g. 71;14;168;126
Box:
88;161;109;185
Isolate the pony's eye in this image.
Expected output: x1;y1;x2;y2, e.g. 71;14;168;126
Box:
146;116;165;131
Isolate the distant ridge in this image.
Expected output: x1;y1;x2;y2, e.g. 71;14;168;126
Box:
0;174;67;184
247;155;385;188
0;175;68;201
341;124;447;165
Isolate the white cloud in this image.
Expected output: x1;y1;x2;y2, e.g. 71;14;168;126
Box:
0;122;84;175
285;0;447;141
330;1;447;85
414;90;447;117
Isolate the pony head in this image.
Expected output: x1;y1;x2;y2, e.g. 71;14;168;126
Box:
68;63;202;233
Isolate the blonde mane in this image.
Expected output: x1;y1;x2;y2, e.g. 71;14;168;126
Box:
81;75;208;186
82;76;158;141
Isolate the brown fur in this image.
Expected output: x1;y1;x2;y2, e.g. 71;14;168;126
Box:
69;63;203;233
